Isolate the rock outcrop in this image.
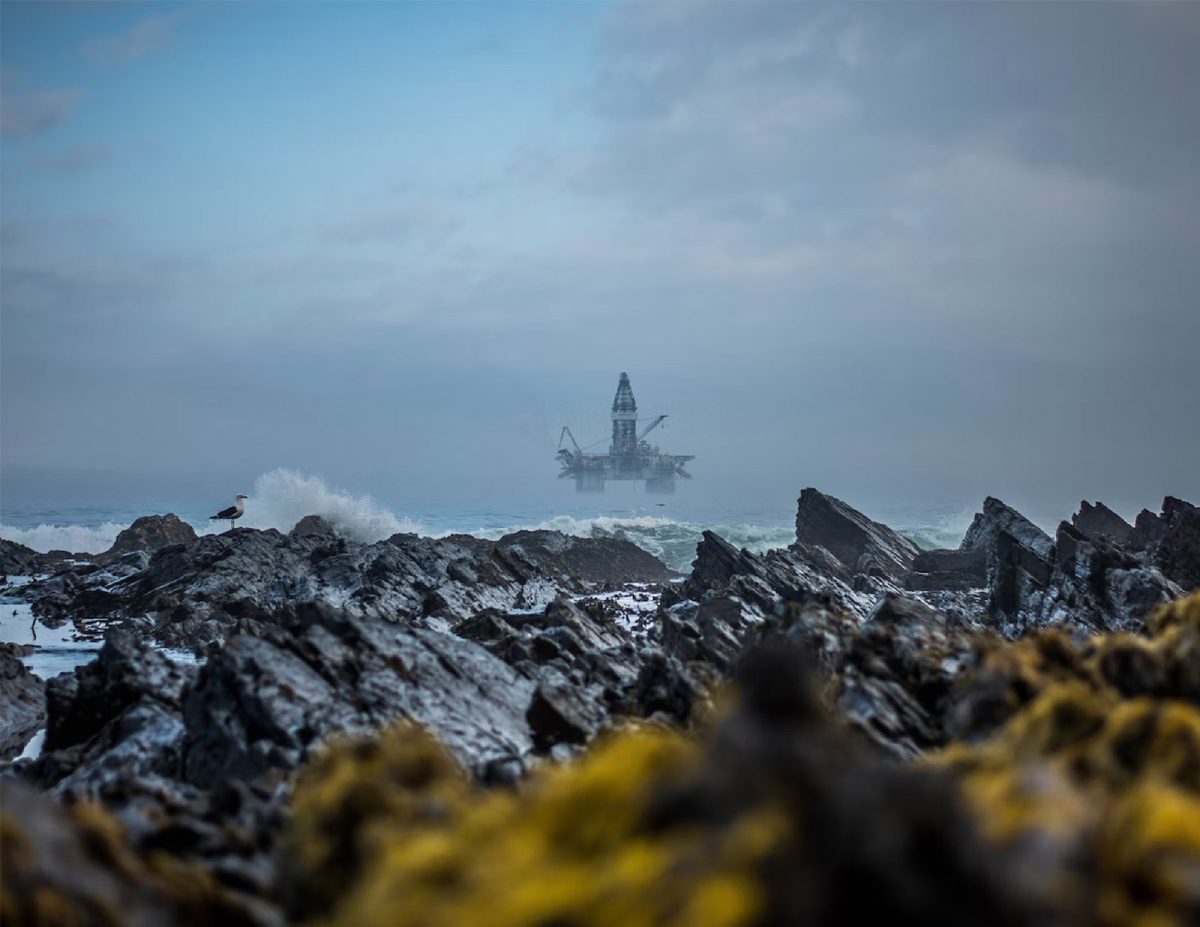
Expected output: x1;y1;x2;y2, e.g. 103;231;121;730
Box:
0;643;44;760
95;513;197;565
1129;496;1200;592
1;538;43;576
1070;500;1132;544
794;487;921;581
902;495;1180;637
279;649;1048;927
17;525;674;650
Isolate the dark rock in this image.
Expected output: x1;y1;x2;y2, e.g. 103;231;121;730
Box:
958;498;1055;634
0;642;44;761
17;525;675;650
526;676;604;754
1128;496;1200;592
290;514;337;539
962;497;1055;562
1070;500;1132;544
906;547;988;592
0;538;43;576
27;633;195;796
181;603;536;785
794;487;921;581
458;595;699;736
0;780;276;926
96;514;197;565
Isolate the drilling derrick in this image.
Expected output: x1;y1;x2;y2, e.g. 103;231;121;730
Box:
556;372;695;493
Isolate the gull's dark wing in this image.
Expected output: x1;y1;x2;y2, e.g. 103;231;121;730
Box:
211;505;237;519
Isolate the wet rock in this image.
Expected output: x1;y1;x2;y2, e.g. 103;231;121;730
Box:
282;648;1047;927
0;538;42;576
0;781;275;927
182;603;536;785
458;595;699;739
668;529;887;625
0;643;44;761
963;497;1055;563
1070;500;1132;544
767;594;981;758
24;633;196;796
794;487;921;581
17;525;675;650
1129;496;1200;592
906;547;988;592
1039;521;1180;633
96;514;197;565
526;675;604;754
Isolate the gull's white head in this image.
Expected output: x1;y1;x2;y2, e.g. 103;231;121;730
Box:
236;494;248;501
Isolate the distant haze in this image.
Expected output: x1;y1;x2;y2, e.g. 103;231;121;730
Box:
3;2;1198;524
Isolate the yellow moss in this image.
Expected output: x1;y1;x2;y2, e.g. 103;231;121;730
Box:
1146;591;1200;637
996;680;1111;766
929;593;1200;927
287;723;786;927
1096;782;1200;927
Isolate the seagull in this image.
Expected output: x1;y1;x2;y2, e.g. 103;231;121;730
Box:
210;494;248;530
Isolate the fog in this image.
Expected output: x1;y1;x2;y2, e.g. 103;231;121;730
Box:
3;2;1198;526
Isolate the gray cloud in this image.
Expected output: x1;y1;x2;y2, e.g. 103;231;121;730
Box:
0;87;82;137
326;198;462;247
26;142;112;171
85;13;180;65
3;2;1198;519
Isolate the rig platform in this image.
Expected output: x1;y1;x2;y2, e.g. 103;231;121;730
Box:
556;372;694;493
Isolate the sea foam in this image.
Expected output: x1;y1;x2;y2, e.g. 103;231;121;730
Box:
214;468;422;543
0;521;126;554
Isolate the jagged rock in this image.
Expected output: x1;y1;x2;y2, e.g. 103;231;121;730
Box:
26;633;196;796
909;497;1179;637
962;498;1055;562
0;780;276;927
1129;496;1200;592
282;648;1046;927
526;674;605;755
1070;500;1132;544
16;525;674;650
0;643;44;761
795;487;921;581
764;594;981;758
956;498;1055;634
668;530;887;624
182;603;537;786
96;514;197;565
906;547;988;592
1037;521;1181;633
458;595;698;741
0;538;43;576
290;514;337;538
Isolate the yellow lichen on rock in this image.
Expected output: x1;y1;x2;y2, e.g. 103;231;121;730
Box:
285;722;785;927
933;592;1200;926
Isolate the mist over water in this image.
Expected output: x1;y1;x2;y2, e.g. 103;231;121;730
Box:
1;467;987;574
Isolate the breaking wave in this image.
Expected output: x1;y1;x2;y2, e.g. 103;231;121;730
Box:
0;521;126;555
460;514;796;574
3;469;975;574
217;468;422;543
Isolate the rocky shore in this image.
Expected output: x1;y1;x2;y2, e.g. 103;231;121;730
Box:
2;489;1198;926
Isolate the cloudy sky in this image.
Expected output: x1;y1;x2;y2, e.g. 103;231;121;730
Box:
3;1;1198;521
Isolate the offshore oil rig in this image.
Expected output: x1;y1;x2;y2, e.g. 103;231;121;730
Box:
557;373;694;493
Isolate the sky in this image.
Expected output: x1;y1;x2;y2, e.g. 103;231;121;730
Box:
2;1;1199;524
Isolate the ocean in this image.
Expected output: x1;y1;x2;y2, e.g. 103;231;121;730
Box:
1;468;980;575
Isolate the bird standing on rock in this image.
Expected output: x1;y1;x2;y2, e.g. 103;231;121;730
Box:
210;494;248;530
